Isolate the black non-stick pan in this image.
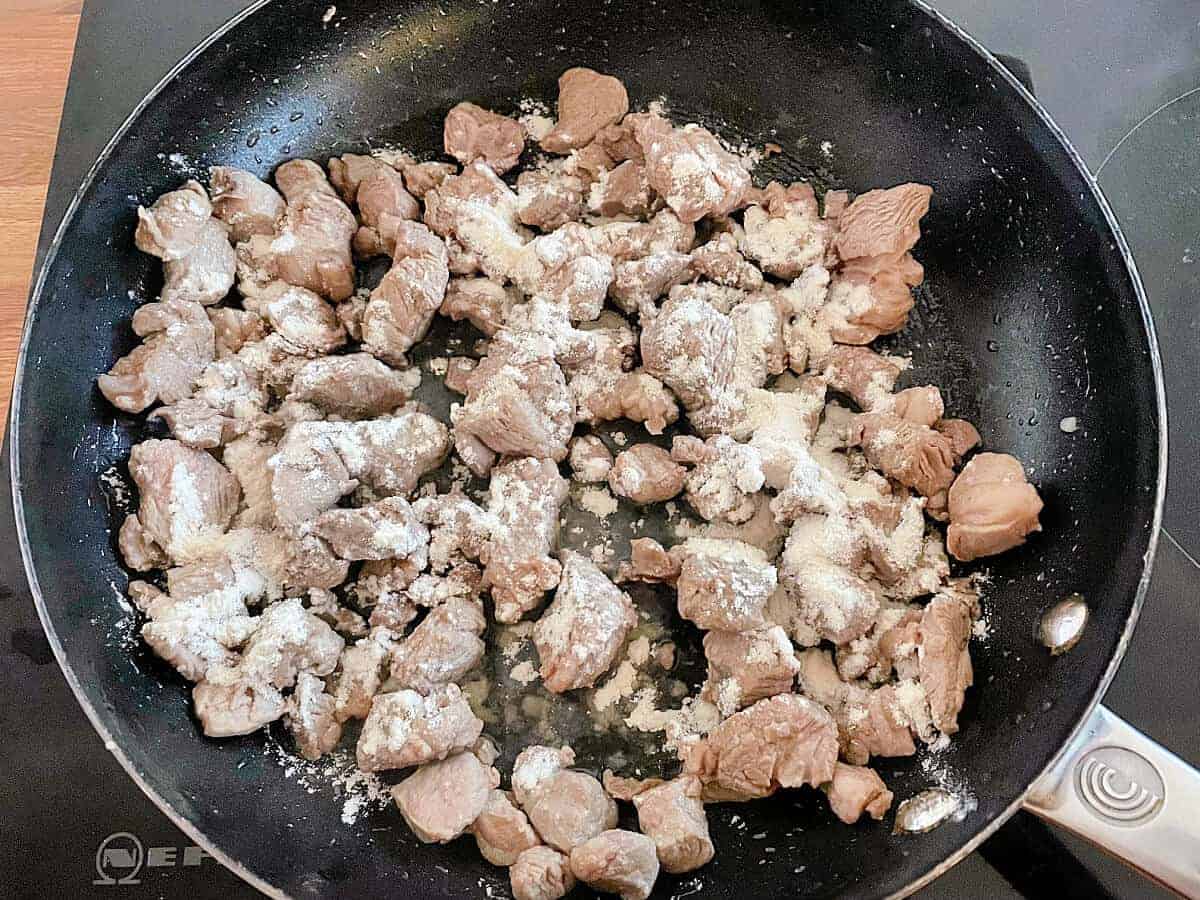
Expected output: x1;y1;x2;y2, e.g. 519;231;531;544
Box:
13;0;1199;896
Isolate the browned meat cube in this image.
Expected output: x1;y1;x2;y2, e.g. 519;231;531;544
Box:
361;221;450;365
288;352;418;418
632;776;713;874
608;444;686;505
209;167;285;242
440;276;519;336
356;684;483;771
135;180;212;260
684;694;837;801
99;299;215;413
640;291;735;413
825;762;893;824
947;452;1043;561
444;102;525;174
388;598;486;695
127;439;240;559
311;496;429;562
702;626;800;715
517;167;587;231
471;789;541;866
533;551;637;693
391;750;494;843
542;68;629;153
510;846;576;900
632;114;750;223
286;671;342;760
524;769;618;852
569;829;660;900
483;457;570;623
675;538;776;632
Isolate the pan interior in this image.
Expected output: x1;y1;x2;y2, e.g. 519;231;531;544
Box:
14;0;1161;897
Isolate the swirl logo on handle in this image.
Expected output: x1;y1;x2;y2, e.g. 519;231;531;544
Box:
1074;746;1165;827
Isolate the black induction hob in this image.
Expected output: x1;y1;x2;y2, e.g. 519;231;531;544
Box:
3;1;1197;897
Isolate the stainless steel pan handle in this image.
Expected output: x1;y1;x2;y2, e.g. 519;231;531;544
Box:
1023;704;1200;898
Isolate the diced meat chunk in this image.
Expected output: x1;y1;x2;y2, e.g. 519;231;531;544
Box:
161;218;237;306
935;417;982;460
286;671;342;760
632;776;714;874
568;435;613;483
640;291;735;412
887;385;944;427
288;353;418;418
401;159;456;198
590;209;694;262
738;182;828;279
703;626;800;714
193;673;284;738
616;537;680;585
730;293;787;390
675;538;776;632
512;223;614;322
825;762;893;824
483;457;570;623
471;789;541;866
254;281;346;354
517;167;587;231
602;771;665;802
690;232;763;290
127;439;240;559
444;102;525;174
821;345;904;411
440;277;519;336
412;489;496;572
311;496;429;562
135;180;213;260
946;452;1043;561
511;846;576;900
208;307;267;357
237;597;344;688
533;551;637;693
356;684;483;771
918;595;974;734
361;221;450;364
525;769;618;852
835;183;933;262
589;160;657;219
672;434;765;523
391;751;493;843
570;830;659;900
327;153;382;201
684;694;837;801
608;251;692;316
542;67;629;153
209;167;285;242
331;636;390;722
351;163;422;257
632;114;750;223
99;299;215;413
849;411;958;502
388;598;486;695
512;744;576;807
608;444;686;505
452;332;574;465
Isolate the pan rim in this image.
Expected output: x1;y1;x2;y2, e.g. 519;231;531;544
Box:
9;1;1169;898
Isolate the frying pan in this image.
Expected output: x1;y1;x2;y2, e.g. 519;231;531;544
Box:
12;0;1199;896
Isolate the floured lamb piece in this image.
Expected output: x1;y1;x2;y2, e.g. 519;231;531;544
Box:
946;452;1043;561
209;167;285;243
135;180;213;261
632;113;750;223
444;102;525;174
590;208;695;264
327;153;383;202
608;444;686;505
640;290;735;414
517;166;586;231
511;744;576;807
533;551;637;693
161;220;237;308
588;160;656;220
918;592;975;734
702;626;801;715
690;232;764;291
569;830;660;900
569;316;679;435
483;457;569;622
356;683;483;771
730;293;787;389
472;789;542;866
936;417;982;461
885;385;944;427
452;331;574;469
738;182;830;279
207;306;267;358
311;496;429;562
237;159;357;302
541;67;629;154
350;163;422;258
400;159;457;199
502;223;613;322
268;411;450;526
361;220;450;364
524;768;619;853
616;537;680;585
100;302;216;415
568;435;613;483
683;694;837;802
392;750;495;843
388;598;486;695
746;379;827;489
412;489;495;574
848;411;958;505
440;276;520;336
331;636;390;722
671;434;765;523
287;352;418;418
250;281;347;355
608;250;693;317
126;439;240;560
502;295;598;369
632;775;714;874
511;846;576;900
286;671;342;760
825;762;894;824
835;603;922;684
424;161;528;282
118;515;167;571
820;345;905;411
674;538;776;632
825;183;933;344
